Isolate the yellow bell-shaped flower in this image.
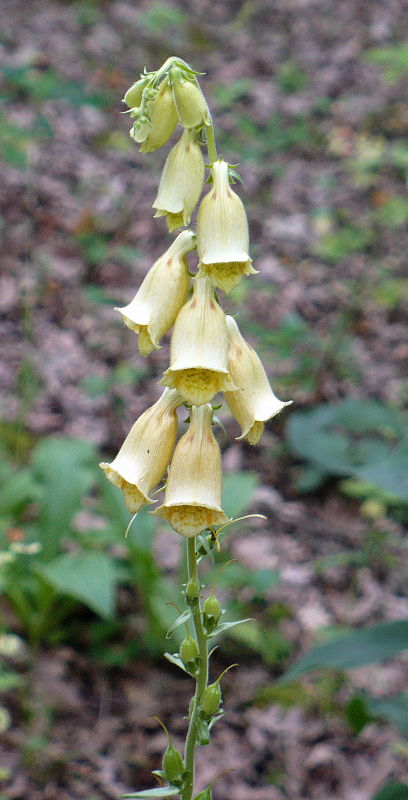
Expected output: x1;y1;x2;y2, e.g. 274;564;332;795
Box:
196;158;257;293
152;129;205;232
171;74;210;129
225;316;292;445
160;276;236;405
116;230;194;357
99;388;182;513
138;77;178;154
153;404;229;537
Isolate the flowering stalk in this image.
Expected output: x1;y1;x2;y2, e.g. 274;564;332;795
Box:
106;56;291;800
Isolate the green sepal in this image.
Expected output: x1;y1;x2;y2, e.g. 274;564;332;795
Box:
195;717;210;745
121;788;180;798
151;771;165;780
207;618;254;638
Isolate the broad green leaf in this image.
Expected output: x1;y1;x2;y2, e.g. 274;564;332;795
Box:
222;472;258;518
32;437;96;560
371;783;408;800
282;620;408;681
0;469;38;515
356;438;408;501
366;692;408;738
286;399;408;501
37;551;117;618
122;788;180;798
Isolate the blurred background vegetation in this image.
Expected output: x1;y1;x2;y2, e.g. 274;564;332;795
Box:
0;1;408;798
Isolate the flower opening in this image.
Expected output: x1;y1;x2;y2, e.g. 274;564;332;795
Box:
197;158;257;293
225;315;292;445
116;230;194;357
160;276;236;405
99;388;183;512
153;404;229;537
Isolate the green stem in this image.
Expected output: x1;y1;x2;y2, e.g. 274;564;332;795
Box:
204;120;218;164
181;537;208;800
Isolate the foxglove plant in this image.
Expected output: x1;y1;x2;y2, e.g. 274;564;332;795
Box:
101;57;291;800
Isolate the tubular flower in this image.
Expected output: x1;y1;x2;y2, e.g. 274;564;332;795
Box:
139;77;178;154
99;388;182;512
116;230;195;357
171;73;211;129
152;129;205;232
225;315;292;445
153;403;230;537
160;276;236;405
196;158;257;293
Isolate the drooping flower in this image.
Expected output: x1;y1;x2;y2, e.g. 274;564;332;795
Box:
99;388;182;512
116;230;194;357
225;315;292;445
171;73;210;129
153;403;229;537
152;129;205;232
160;276;236;405
128;76;178;153
197;158;257;293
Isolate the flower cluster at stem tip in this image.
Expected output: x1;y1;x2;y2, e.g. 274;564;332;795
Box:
101;56;291;540
101;58;293;800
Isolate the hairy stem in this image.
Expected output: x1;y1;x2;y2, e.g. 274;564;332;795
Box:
181;537;209;800
205;120;218;164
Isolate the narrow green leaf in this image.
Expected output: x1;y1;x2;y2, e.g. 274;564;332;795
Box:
122;788;180;798
37;551;117;618
166;610;192;639
282;620;408;682
207;618;254;638
164;652;191;675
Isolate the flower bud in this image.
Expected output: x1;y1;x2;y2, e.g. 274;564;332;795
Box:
138;77;178;154
203;593;221;633
116;230;194;357
225;316;292;445
200;682;221;719
160;276;236;405
185;578;201;605
171;72;210;129
123;77;147;108
153;129;205;232
180;635;200;673
153;404;230;538
197;158;257;293
99;388;182;512
163;742;184;786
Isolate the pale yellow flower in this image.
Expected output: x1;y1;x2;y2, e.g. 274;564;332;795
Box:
153;404;229;537
160;276;236;405
100;388;182;512
171;75;210;129
116;230;194;357
126;76;178;150
153;129;205;232
197;158;257;293
225;316;292;445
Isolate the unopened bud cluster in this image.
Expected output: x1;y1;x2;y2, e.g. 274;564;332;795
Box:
101;56;291;540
